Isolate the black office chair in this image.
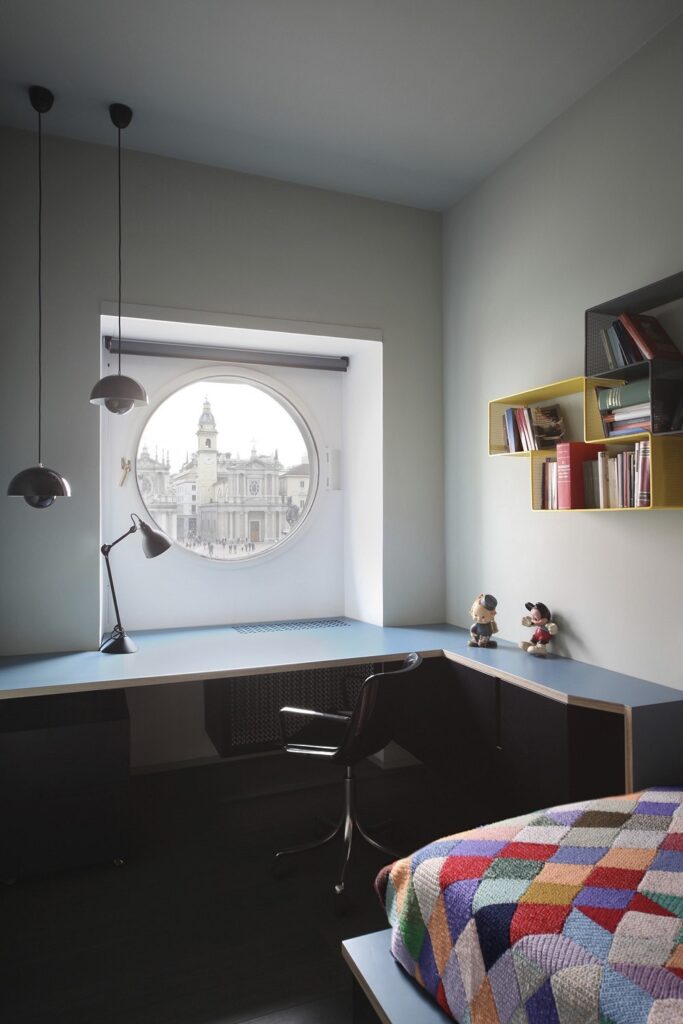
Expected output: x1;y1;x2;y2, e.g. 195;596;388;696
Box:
273;652;422;902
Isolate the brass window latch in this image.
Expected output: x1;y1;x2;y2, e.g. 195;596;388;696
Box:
119;458;132;487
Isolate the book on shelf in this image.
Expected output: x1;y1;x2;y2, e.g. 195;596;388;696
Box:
583;458;600;509
502;408;522;452
556;441;605;509
613;320;646;365
598;379;651;437
636;439;651;507
598;377;650;411
601;402;650;422
530;405;565;449
597;375;681;435
596;442;650;509
605;420;651;437
599;320;646;370
597;451;609;509
607;457;618;509
505;404;565;452
513;407;531;451
601;326;625;369
600;329;617;370
618;313;683;362
541;457;558;509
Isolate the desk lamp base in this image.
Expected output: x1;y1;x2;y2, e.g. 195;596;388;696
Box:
100;630;138;655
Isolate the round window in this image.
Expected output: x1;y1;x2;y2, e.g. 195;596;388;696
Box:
136;376;318;560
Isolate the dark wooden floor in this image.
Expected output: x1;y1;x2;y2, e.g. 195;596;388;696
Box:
1;754;458;1024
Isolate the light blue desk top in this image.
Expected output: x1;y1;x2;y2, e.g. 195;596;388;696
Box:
0;619;680;709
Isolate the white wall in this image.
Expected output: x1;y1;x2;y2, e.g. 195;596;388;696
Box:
0;128;444;657
444;18;683;689
343;341;384;624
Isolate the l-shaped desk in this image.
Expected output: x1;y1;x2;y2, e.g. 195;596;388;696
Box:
1;618;682;797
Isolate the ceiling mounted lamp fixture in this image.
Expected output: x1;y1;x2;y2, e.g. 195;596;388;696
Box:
7;86;71;509
90;103;148;415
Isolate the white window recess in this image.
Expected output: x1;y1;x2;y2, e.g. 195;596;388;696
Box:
98;310;382;636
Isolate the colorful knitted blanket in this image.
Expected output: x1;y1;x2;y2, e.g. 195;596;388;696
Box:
376;788;683;1023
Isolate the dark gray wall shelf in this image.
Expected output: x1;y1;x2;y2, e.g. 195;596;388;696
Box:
585;270;683;378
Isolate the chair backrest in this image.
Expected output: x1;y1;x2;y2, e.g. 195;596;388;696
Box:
336;652;423;765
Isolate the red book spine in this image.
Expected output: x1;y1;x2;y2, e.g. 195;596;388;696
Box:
618;313;682;361
557;442;605;509
514;407;529;450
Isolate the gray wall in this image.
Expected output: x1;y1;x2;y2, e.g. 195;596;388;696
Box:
444;19;683;689
0;129;444;656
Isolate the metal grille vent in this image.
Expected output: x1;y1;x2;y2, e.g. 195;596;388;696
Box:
204;662;374;757
233;618;350;634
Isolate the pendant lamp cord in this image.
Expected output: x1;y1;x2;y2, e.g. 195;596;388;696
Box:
117;123;122;376
37;109;43;465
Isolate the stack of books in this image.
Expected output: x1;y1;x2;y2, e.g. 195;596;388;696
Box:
600;313;682;370
543;440;650;509
597;442;651;509
502;404;565;452
598;378;651;437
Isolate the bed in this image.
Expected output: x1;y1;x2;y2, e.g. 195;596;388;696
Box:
376;787;683;1023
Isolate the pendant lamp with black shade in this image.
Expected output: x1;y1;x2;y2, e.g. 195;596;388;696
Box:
7;86;71;509
90;103;148;415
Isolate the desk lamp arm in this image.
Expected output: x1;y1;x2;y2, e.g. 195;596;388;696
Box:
100;515;141;651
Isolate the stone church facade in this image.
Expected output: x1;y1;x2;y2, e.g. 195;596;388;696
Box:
137;398;309;549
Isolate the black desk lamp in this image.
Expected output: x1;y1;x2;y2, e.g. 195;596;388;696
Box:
100;513;171;654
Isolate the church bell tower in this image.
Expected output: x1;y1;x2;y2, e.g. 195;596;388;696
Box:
196;397;218;504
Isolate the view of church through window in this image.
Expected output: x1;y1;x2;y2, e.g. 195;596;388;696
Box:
136;377;316;560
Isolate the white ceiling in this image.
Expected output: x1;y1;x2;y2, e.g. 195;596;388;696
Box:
1;0;682;210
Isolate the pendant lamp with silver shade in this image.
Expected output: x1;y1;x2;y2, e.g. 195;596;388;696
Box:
7;86;71;508
90;103;148;414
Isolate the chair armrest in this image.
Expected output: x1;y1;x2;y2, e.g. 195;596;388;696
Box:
279;706;350;722
278;706;350;747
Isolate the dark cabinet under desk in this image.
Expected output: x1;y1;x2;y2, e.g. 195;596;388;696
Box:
393;657;626;825
496;680;625;816
0;689;129;881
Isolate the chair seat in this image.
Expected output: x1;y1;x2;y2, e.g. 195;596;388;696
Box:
285;714;349;754
275;653;423;901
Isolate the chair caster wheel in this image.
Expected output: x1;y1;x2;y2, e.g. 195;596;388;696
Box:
113;858;125;868
334;882;349;915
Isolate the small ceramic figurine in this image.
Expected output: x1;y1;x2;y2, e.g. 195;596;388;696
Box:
519;601;558;656
468;594;499;648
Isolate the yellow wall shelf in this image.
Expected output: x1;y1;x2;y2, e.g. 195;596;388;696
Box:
489;375;683;510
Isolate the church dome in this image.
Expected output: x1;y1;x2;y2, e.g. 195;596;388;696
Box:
198;398;216;429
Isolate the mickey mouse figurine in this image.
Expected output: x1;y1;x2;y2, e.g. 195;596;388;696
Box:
468;594;499;648
519;601;558;656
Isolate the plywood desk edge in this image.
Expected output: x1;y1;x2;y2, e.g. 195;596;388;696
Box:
442;648;628;713
342;929;448;1024
0;640;448;701
0;622;679;727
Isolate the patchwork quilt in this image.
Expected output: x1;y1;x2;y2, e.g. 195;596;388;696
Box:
376;788;683;1023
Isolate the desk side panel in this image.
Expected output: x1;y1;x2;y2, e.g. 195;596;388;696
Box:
631;703;683;791
567;704;626;800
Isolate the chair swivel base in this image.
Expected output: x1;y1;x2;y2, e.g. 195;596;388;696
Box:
273;765;400;900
